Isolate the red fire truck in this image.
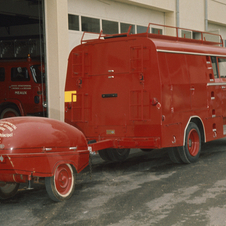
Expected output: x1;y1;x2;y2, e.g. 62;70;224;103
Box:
65;23;226;165
0;55;46;118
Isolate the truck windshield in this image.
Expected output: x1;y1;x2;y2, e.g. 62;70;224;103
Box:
30;65;45;83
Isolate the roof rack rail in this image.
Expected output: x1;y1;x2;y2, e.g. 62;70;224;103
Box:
80;23;224;47
145;23;224;46
81;26;132;44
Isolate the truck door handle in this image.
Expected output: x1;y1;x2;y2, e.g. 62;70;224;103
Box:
9;86;11;89
222;86;226;89
190;88;195;91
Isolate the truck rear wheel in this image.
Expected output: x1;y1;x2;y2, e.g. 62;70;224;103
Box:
98;149;112;161
45;164;75;202
178;122;201;164
107;148;130;162
0;107;20;119
0;183;20;199
168;147;183;164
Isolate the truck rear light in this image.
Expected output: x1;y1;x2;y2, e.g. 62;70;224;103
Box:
34;96;40;104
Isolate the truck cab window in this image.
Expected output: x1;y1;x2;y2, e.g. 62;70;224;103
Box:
211;56;219;78
0;67;5;81
218;58;226;78
11;67;30;81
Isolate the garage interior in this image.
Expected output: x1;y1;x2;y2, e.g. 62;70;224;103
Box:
0;0;47;116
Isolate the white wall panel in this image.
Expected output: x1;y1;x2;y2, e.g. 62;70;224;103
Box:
68;0;165;51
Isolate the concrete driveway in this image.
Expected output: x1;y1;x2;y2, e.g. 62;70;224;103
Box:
1;138;226;226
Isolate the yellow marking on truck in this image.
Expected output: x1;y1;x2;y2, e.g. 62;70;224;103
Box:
65;91;77;102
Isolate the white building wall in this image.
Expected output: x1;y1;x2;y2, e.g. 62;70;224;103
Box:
68;0;165;51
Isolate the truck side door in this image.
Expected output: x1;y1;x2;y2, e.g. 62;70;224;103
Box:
186;55;208;110
10;66;32;114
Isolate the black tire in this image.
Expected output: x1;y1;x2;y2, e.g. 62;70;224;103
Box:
0;107;20;119
178;122;201;164
168;147;183;164
45;164;75;202
0;183;20;200
98;149;112;161
107;148;130;162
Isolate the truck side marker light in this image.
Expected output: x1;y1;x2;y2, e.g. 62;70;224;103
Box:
172;136;176;144
157;102;161;109
151;97;158;106
45;148;52;151
162;115;165;121
0;155;4;163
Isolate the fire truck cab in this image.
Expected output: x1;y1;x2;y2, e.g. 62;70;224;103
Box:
0;56;46;118
65;23;226;164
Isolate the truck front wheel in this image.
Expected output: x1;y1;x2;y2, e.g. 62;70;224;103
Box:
0;107;20;119
45;164;75;202
178;122;201;164
0;183;20;199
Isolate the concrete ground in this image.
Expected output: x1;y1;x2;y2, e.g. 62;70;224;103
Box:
1;138;226;226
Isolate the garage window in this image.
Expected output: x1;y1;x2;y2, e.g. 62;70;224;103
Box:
181;30;192;39
152;28;163;35
68;14;79;31
82;16;100;33
0;68;5;81
102;20;118;34
137;25;149;33
120;23;135;34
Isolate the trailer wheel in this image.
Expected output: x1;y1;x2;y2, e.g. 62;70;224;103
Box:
0;107;20;119
98;149;112;161
168;147;183;164
0;183;20;199
178;122;201;164
45;164;75;202
107;148;130;162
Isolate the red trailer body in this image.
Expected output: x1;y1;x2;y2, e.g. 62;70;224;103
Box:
0;117;89;201
65;24;226;163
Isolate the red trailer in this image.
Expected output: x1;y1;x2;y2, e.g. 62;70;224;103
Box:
65;23;226;164
0;117;89;201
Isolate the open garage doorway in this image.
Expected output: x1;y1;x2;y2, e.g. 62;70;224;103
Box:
0;0;47;118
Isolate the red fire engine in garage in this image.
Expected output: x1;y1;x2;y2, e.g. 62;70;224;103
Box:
1;23;226;202
0;55;46;118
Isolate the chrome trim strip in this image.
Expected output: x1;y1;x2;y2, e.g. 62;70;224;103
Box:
157;49;226;57
207;82;226;86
